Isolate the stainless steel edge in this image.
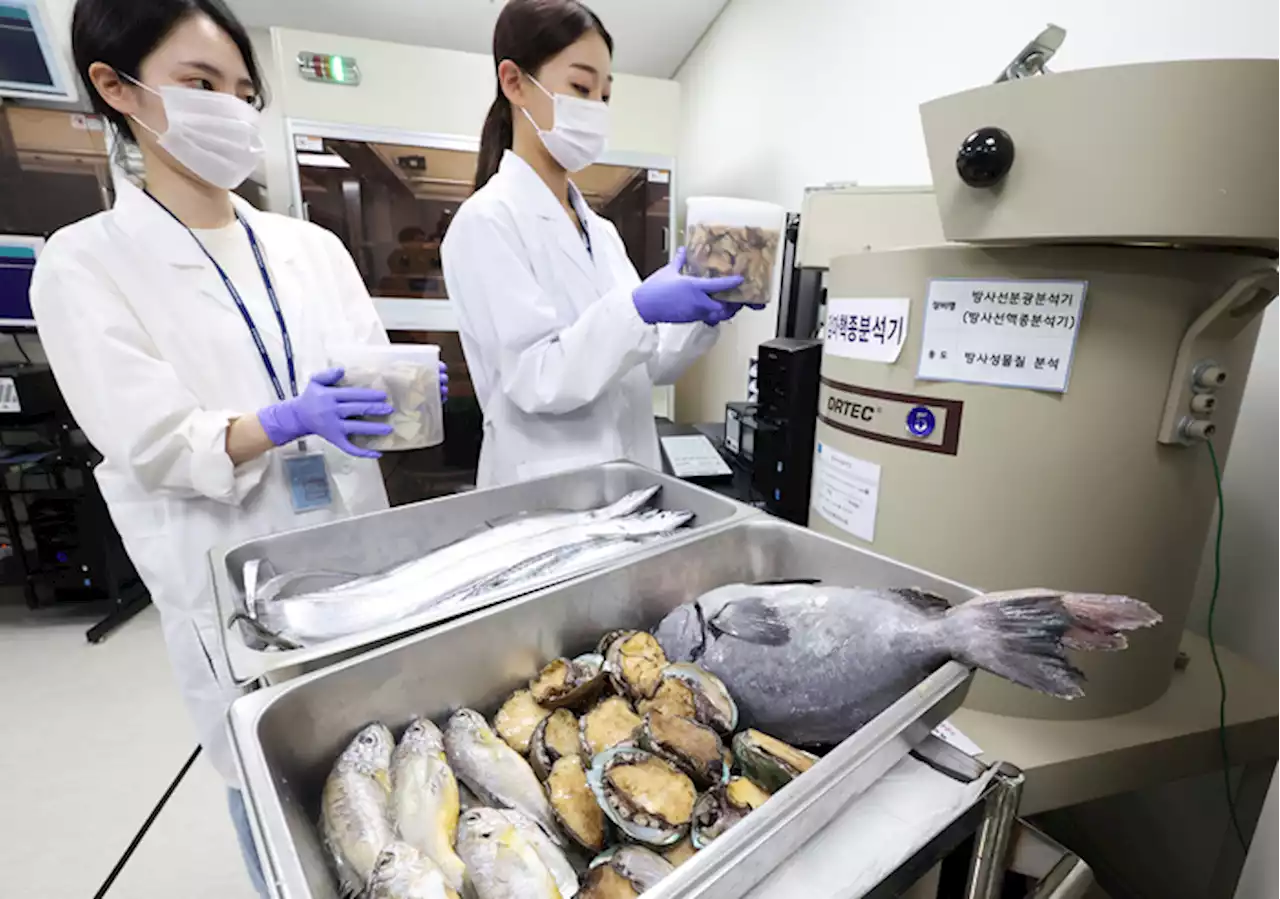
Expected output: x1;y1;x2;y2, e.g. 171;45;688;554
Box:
230;717;287;898
211;461;757;687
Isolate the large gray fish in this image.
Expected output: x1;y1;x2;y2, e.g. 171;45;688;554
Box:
390;719;467;892
654;583;1160;746
249;488;693;647
321;723;398;897
443;710;562;842
455;809;565;899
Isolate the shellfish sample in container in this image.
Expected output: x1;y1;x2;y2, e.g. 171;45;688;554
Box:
683;197;787;306
337;344;443;452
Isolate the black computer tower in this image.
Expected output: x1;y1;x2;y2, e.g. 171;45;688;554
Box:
752;338;822;523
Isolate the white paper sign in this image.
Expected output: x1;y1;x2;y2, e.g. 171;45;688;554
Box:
824;297;910;363
916;279;1087;393
661;435;732;478
813;442;880;542
0;378;21;414
931;719;983;756
294;134;324;152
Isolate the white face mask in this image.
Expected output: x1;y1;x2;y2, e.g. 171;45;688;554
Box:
123;74;264;190
521;73;609;173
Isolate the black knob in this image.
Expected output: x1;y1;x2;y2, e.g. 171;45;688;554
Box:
956;127;1015;188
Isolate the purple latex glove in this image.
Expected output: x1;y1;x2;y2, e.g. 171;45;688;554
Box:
439;360;449;404
633;247;745;325
718;301;769;322
257;367;394;459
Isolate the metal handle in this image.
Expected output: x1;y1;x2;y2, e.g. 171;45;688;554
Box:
964;764;1025;899
996;24;1067;83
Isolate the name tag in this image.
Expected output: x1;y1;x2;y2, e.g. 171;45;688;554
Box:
285;452;333;513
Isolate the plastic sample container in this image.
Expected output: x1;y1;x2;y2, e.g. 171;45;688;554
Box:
684;197;787;306
337;343;443;452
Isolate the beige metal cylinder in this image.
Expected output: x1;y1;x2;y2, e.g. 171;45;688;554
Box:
812;244;1272;719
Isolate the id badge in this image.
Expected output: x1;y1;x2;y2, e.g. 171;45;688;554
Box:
284;449;333;513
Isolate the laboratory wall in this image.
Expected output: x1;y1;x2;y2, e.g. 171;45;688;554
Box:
671;2;1278;896
253;27;681;215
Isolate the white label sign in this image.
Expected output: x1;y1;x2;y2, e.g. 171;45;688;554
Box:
813;442;881;543
0;378;21;414
294;134;324;152
916;279;1087;393
824;297;910;363
661;435;732;479
647;169;671;184
931;720;983;756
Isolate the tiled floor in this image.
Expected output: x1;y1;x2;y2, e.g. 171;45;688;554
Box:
0;600;256;899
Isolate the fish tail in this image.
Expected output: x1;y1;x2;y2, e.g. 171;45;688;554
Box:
592;485;662;520
946;591;1160;698
435;848;468;893
944;594;1080;699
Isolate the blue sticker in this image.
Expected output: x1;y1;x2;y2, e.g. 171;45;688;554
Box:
906;406;936;439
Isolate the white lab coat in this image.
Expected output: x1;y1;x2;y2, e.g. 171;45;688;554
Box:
31;178;390;785
442;151;718;487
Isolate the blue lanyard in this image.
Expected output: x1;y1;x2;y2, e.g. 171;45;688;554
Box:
144;191;298;402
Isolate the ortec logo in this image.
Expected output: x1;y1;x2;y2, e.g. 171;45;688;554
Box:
826;395;877;422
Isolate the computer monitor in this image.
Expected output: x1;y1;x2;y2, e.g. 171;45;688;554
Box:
0;1;80;102
0;236;43;329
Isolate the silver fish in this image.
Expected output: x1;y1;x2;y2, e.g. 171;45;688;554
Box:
368;842;457;899
253;489;693;646
498;809;579;899
391;719;467;892
456;808;564;899
321;723;397;897
260;487;660;605
443;710;561;843
654;584;1160;746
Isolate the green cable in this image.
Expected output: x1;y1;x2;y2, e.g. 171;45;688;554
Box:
1206;439;1248;851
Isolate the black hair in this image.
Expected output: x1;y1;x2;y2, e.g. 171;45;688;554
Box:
71;0;266;145
398;226;428;243
474;0;612;191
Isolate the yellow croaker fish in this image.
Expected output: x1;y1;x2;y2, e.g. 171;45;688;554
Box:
443;710;561;841
321;723;397;897
368;841;458;899
456;809;564;899
390;718;467;892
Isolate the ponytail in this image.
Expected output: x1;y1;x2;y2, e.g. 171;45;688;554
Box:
476;1;612;191
475;93;513;191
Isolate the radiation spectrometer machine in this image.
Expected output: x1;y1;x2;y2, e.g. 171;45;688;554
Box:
801;40;1278;720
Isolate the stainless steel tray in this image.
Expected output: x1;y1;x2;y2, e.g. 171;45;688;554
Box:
211;461;754;686
228;516;978;899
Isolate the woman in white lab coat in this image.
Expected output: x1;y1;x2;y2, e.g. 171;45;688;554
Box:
31;1;441;892
442;0;754;488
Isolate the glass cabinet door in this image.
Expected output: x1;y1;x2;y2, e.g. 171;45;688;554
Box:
0;106;113;235
290;128;672;500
